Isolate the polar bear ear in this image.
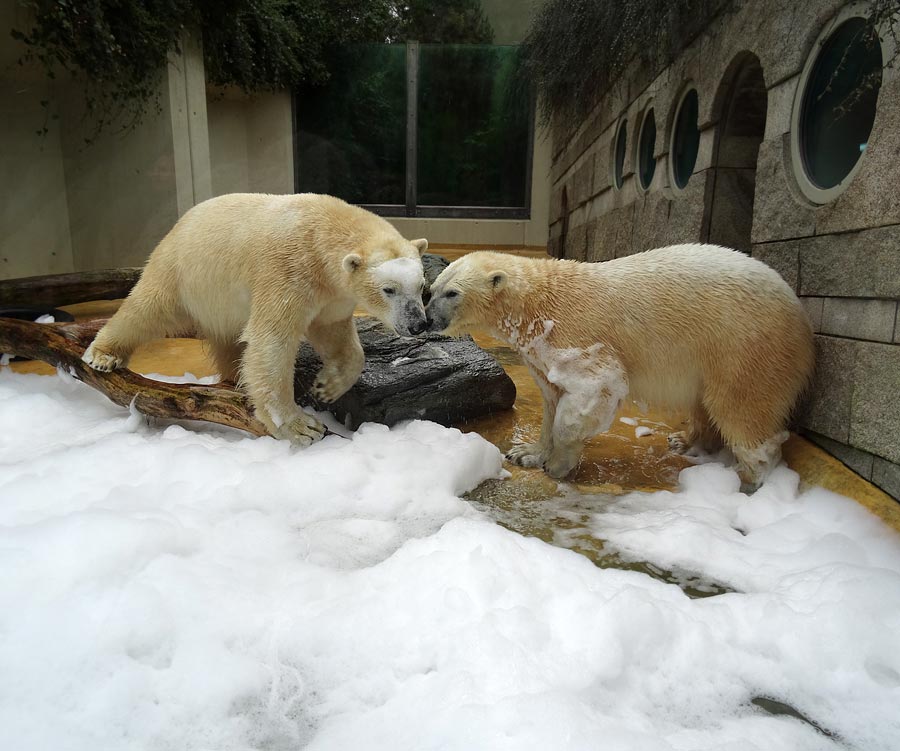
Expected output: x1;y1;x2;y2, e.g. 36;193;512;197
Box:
342;253;364;273
411;238;428;256
488;270;507;290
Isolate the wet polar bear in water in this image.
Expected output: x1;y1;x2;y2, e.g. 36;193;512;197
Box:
426;244;815;484
83;193;429;445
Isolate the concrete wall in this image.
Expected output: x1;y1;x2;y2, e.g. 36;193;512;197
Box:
0;2;73;279
208;89;294;197
548;0;900;499
0;14;213;278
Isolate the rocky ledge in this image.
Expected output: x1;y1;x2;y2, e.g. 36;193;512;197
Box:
294;317;516;430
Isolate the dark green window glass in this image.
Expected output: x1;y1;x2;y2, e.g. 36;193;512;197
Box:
417;45;529;207
638;109;657;190
672;90;700;189
614;119;627;189
800;18;882;189
295;45;407;205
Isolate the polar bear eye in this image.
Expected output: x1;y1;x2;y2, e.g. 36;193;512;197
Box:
444;290;459;299
382;287;396;296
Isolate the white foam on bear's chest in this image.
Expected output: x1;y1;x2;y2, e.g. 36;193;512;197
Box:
372;258;424;293
505;318;629;417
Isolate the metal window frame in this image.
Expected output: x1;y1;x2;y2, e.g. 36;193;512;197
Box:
293;41;534;220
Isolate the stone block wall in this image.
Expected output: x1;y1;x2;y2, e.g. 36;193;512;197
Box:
548;0;900;499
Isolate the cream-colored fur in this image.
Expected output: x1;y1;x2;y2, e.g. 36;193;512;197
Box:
83;193;428;445
426;244;815;484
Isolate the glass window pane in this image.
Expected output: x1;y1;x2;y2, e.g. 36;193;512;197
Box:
672;90;700;189
614;119;627;189
417;45;530;208
638;109;657;190
295;45;406;205
801;18;882;190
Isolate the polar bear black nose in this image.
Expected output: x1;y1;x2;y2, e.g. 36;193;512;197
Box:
409;316;427;336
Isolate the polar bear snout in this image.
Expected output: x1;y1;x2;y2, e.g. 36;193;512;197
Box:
399;300;428;336
386;296;427;336
424;293;458;334
424;304;448;334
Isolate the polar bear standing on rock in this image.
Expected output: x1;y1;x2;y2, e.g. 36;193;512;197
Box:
426;244;815;485
83;193;429;445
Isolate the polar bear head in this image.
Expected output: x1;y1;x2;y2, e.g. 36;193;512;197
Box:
342;236;429;336
425;253;509;337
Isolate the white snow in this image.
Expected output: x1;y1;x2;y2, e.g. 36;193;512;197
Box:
635;425;653;438
1;369;899;751
619;416;638;426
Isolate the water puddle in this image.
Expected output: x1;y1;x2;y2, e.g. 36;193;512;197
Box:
466;475;734;599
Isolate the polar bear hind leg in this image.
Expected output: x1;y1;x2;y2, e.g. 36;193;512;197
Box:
668;405;724;455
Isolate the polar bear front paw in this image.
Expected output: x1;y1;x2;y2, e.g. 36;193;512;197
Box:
505;441;547;468
311;367;354;404
277;412;326;447
82;343;125;372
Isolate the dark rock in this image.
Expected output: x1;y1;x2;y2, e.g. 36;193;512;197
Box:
421;253;450;302
294;317;516;430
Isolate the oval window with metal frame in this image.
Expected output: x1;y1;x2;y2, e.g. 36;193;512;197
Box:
791;10;884;203
612;118;628;190
670;88;700;190
637;108;657;191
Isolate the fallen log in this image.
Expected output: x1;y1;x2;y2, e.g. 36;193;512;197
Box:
0;317;267;436
0;268;142;308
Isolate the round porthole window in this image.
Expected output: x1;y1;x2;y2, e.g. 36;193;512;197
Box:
613;119;627;190
792;11;883;203
637;108;656;191
670;89;700;190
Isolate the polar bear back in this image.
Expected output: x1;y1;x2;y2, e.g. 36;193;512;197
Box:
560;244;811;410
142;193;412;342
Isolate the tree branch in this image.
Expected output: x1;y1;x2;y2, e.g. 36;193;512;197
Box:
0;268;142;308
0;317;267;437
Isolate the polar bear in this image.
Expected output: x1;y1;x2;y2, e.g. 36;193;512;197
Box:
83;193;428;445
426;244;815;484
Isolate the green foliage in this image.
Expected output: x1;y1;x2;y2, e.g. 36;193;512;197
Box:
389;0;493;44
520;0;730;130
199;0;397;91
12;0;193;134
11;0;494;136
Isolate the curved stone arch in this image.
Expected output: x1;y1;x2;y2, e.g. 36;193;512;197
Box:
702;51;768;253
